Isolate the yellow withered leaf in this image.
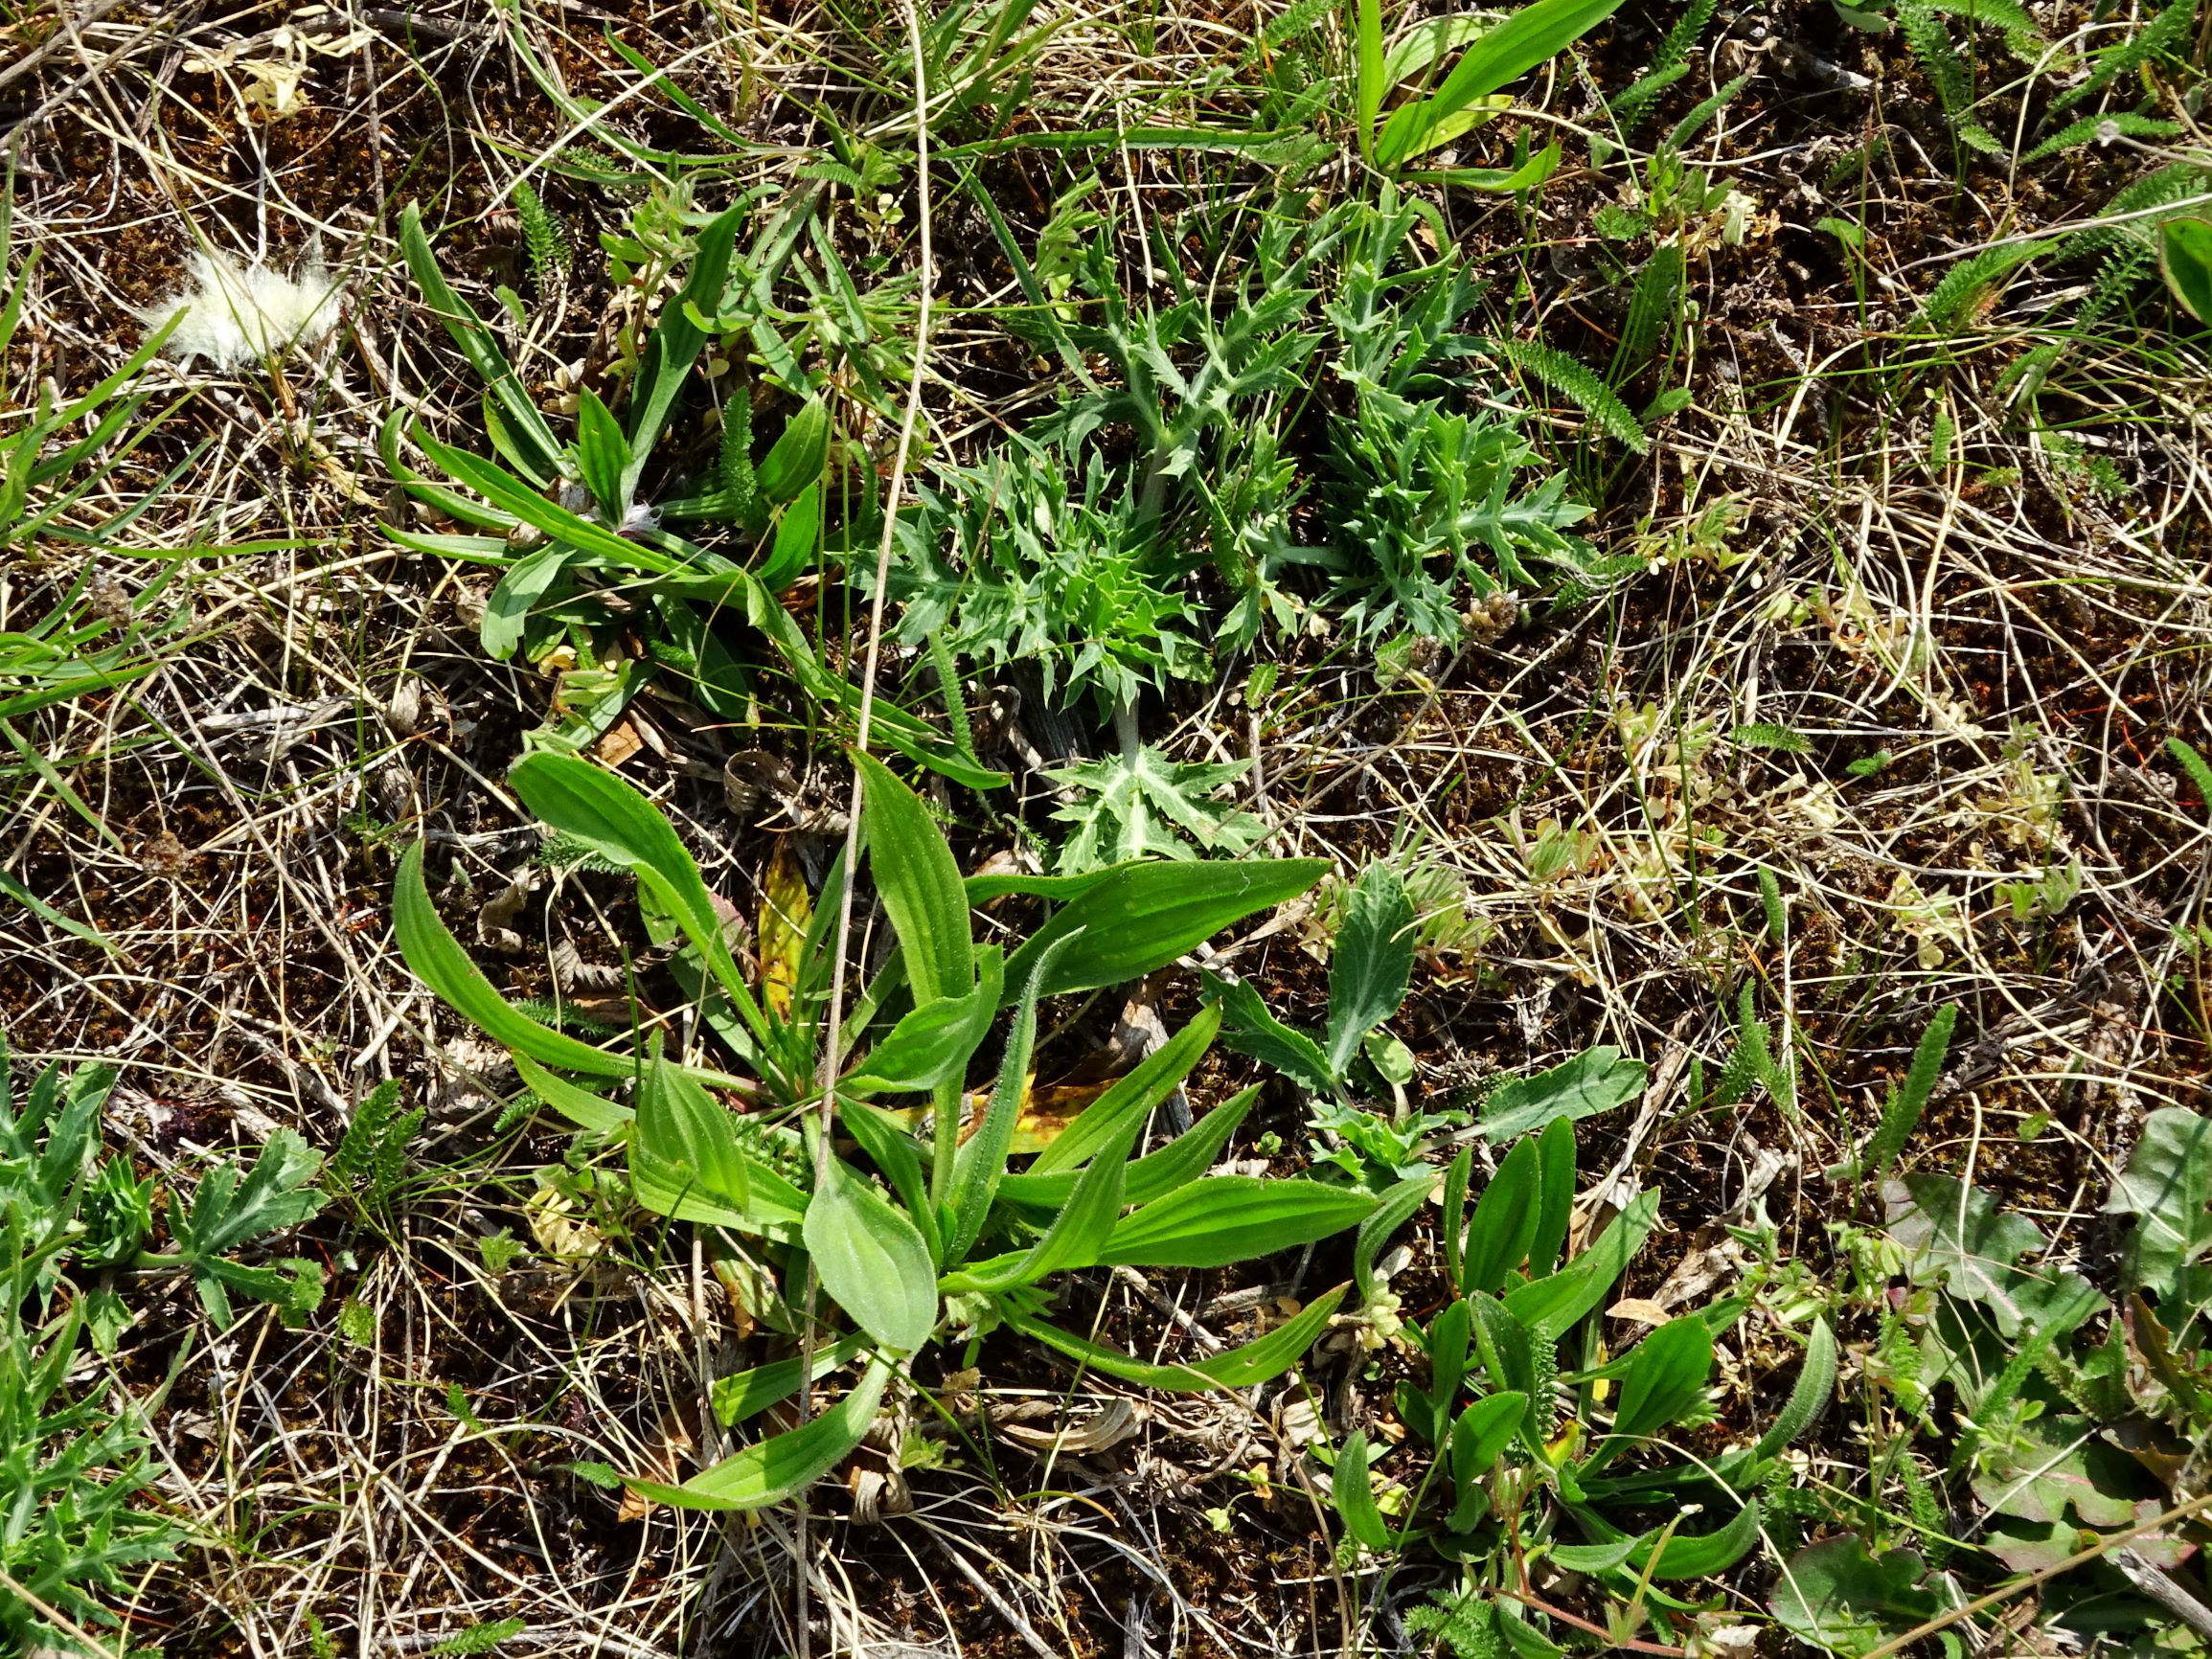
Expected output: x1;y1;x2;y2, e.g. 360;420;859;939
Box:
759;837;810;1020
875;1073;1113;1154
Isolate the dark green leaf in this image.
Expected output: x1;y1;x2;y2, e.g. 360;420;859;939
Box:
1206;972;1334;1093
756;397;829;503
944;1113;1138;1292
1527;1116;1576;1276
631;1057;806;1233
480;541;573;662
1003;1085;1261;1214
573;387;629;516
840;1099;931;1227
399;205;563;481
509;753;766;1039
626;202;745;494
1356;1175;1434;1306
1586;1316;1710;1469
1334;1431;1395;1551
512;1054;630;1132
1505;1189;1658;1336
1643;1499;1763;1579
1448;1391;1525;1532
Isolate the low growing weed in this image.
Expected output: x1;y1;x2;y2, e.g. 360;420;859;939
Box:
0;1045;331;1653
394;750;1380;1507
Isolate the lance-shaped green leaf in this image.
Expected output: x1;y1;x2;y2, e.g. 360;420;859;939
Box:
941;1113;1140;1293
626;201;745;496
410;427;694;575
399;204;563;482
1004;1284;1347;1392
480;540;574;661
844;948;1004;1096
1750;1317;1838;1465
1374;0;1626;170
2161;216;2212;325
712;1334;869;1426
840;1098;931;1227
1099;1176;1377;1269
944;937;1071;1263
1527;1116;1576;1276
1333;1430;1394;1551
1447;1392;1525;1531
998;1084;1259;1215
1505;1187;1658;1336
1027;1007;1220;1178
573;386;629;517
630;1057;806;1235
627;1356;893;1511
855;751;972;1008
1005;858;1328;1001
806;1153;937;1352
756;396;830;503
508;752;769;1041
393;841;641;1081
1585;1316;1711;1471
1461;1134;1541;1295
513;1053;631;1133
1356;1175;1434;1306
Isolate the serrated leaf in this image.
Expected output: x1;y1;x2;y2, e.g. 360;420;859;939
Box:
1325;863;1416;1077
1206;971;1334;1093
1045;744;1266;873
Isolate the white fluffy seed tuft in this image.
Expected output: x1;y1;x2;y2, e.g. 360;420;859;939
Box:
134;249;340;369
